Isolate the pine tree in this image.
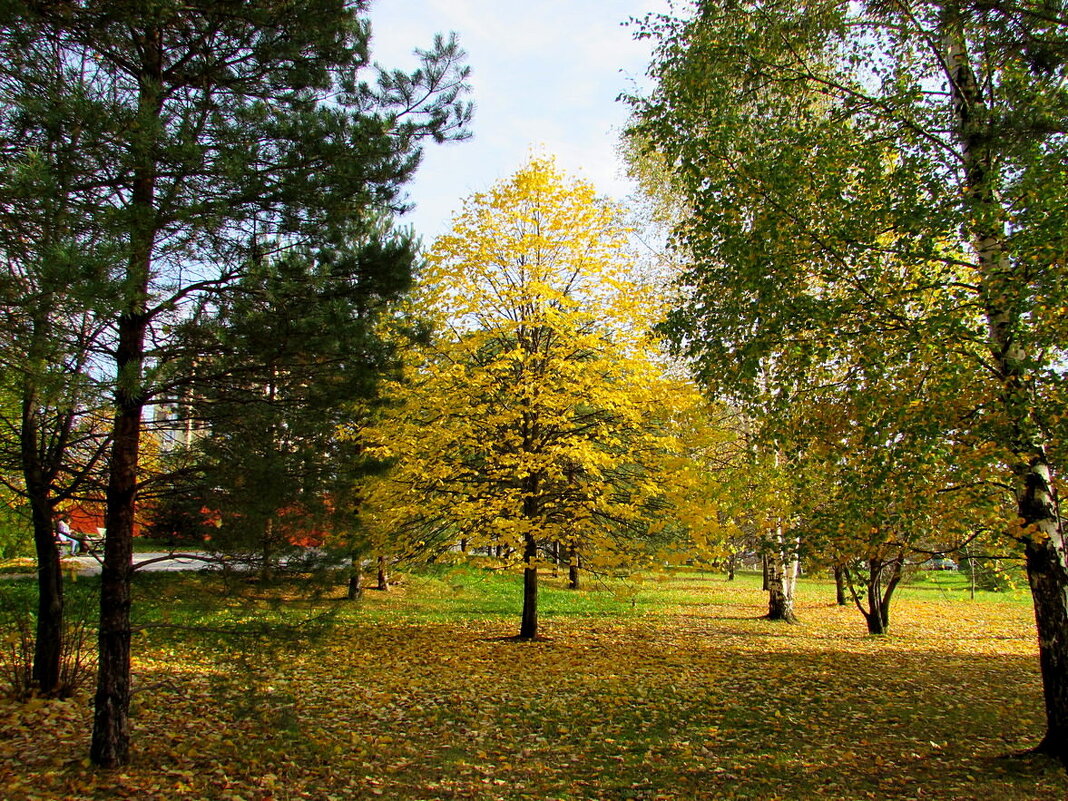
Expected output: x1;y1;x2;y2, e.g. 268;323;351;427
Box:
179;224;417;574
0;19;116;697
2;0;470;766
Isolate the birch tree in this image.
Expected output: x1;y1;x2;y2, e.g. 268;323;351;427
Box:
627;0;1068;759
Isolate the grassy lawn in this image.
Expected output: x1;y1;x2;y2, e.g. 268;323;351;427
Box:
0;564;1065;800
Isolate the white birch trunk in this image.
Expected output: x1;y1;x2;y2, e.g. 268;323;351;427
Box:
944;11;1068;760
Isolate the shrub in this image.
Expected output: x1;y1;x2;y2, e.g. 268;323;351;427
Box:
960;557;1024;592
0;601;98;700
0;504;32;560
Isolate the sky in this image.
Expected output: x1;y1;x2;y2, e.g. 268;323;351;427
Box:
366;0;673;242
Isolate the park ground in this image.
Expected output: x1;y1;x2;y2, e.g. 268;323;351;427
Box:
1;565;1067;800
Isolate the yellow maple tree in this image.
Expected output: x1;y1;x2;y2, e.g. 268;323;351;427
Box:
359;157;714;638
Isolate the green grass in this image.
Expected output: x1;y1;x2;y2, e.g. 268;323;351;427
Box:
898;566;1032;603
0;557;37;576
0;562;1064;800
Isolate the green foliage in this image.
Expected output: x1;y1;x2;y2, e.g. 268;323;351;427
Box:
143;490;211;547
0;0;474;522
625;0;1068;478
0;501;30;560
0;604;96;701
626;1;1068;743
0;22;114;560
1;0;473;765
962;557;1027;593
171;225;416;561
0;578;99;699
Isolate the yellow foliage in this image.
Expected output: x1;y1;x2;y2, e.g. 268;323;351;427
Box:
356;157;721;567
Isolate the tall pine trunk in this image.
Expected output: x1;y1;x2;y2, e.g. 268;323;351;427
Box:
92;392;140;766
22;300;69;695
91;25;159;767
261;517;274;582
30;496;63;694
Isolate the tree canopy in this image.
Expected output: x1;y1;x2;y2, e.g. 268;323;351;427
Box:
358;157;714;639
626;0;1068;759
0;0;471;765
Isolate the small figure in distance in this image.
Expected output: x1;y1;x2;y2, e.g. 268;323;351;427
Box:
55;513;80;556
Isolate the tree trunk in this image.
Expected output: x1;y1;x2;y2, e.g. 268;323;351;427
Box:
765;527;799;624
1009;425;1068;762
765;553;798;623
834;565;847;606
1027;535;1068;761
865;573;889;636
944;12;1068;760
91;379;140;767
91;24;159;766
347;555;363;600
845;554;903;636
784;547;799;598
519;533;538;640
377;555;389;591
863;610;888;635
261;517;274;582
21;303;77;697
726;552;736;581
30;498;63;695
880;561;901;630
568;545;580;590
